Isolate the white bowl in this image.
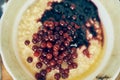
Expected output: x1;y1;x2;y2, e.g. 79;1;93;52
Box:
0;0;119;80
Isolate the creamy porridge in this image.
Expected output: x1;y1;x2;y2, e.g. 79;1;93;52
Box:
17;0;104;80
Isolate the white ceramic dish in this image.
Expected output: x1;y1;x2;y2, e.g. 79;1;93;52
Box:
0;0;120;80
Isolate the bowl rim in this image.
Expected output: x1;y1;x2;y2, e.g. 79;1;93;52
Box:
0;0;118;80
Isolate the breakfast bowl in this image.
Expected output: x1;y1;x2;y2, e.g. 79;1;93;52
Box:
0;0;119;80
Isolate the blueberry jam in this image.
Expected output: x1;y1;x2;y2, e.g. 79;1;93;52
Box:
40;0;99;48
25;0;103;80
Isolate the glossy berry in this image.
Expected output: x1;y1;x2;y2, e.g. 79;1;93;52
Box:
40;69;47;77
70;3;76;10
27;57;33;63
64;41;70;47
57;59;63;64
53;51;59;57
36;62;43;69
46;53;53;60
59;30;64;36
54;73;61;80
83;49;90;58
35;73;41;79
32;45;38;52
39;56;44;62
32;33;38;39
47;42;53;48
46;67;52;73
63;33;69;38
37;76;46;80
72;15;77;20
60;20;65;26
34;52;40;57
48;35;54;41
75;24;80;29
53;45;59;51
62;73;69;79
55;64;61;70
48;21;54;29
64;69;69;74
72;53;78;59
24;40;30;46
71;47;77;53
72;62;78;69
40;42;47;48
50;60;56;66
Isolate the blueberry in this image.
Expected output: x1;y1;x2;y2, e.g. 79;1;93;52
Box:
63;1;71;7
84;7;91;14
89;26;97;37
53;13;61;21
71;27;89;47
73;9;79;15
53;4;64;14
75;18;81;26
37;76;46;80
41;10;53;22
77;39;84;47
79;15;85;21
84;40;90;47
63;27;68;32
64;8;73;18
91;11;100;21
73;32;78;39
67;31;72;35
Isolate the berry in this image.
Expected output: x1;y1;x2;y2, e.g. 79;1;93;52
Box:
46;53;53;60
54;73;61;80
36;62;43;69
24;40;30;46
34;51;40;57
47;42;53;48
27;57;33;63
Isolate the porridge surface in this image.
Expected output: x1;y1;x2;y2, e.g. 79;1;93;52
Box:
17;0;104;80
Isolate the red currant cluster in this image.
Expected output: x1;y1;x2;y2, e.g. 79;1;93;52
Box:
32;20;79;80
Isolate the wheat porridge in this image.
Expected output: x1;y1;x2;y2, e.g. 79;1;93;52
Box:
17;0;104;80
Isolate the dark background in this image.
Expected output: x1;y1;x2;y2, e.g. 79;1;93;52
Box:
0;0;5;18
0;0;8;18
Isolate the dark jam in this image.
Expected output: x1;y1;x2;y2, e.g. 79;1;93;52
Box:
25;0;103;80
